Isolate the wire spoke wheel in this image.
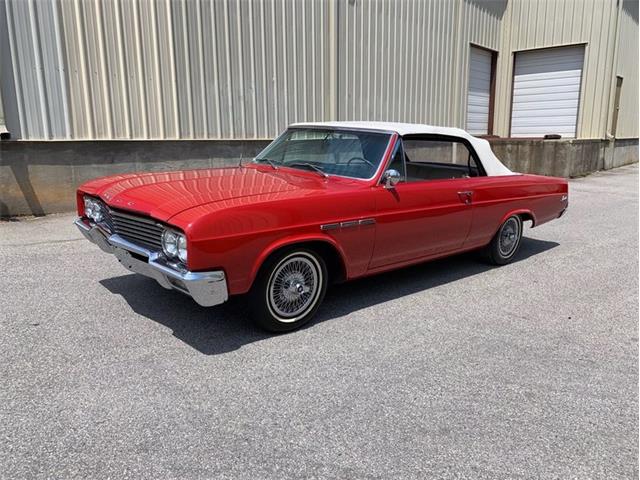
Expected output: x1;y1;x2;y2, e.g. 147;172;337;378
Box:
267;252;323;323
498;217;521;257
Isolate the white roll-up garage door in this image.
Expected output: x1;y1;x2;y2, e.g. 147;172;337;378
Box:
510;46;585;138
466;47;492;135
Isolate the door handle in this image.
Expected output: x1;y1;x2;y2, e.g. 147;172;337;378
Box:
457;191;473;205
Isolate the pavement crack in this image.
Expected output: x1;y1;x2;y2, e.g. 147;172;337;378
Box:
2;238;83;247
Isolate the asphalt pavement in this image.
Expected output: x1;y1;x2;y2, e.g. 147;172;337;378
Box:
1;165;638;479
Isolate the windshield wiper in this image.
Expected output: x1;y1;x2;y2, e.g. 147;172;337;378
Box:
287;162;328;178
254;157;279;170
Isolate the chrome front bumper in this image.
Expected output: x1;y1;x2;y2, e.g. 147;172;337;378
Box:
75;218;228;307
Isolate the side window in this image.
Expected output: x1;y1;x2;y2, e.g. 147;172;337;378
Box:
403;138;481;181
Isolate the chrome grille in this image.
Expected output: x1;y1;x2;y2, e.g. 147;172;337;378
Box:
106;208;164;251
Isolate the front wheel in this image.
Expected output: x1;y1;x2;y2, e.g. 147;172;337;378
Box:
248;248;328;332
484;215;524;265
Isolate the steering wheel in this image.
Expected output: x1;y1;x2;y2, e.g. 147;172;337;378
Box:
346;156;375;168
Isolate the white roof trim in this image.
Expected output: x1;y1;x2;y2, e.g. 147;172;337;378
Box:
291;121;515;176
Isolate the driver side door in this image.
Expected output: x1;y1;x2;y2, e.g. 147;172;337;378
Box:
369;136;477;269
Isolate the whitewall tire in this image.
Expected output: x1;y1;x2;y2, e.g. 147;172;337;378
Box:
249;248;328;332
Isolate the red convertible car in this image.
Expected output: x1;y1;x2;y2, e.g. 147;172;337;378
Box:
76;122;568;331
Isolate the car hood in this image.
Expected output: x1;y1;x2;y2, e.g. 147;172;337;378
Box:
79;166;322;222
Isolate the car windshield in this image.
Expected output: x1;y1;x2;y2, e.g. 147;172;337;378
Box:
254;128;392;179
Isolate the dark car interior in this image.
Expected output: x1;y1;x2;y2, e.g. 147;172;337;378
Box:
401;137;484;181
404;157;481;180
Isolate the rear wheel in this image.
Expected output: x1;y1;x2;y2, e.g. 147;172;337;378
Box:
248;248;328;332
485;215;523;265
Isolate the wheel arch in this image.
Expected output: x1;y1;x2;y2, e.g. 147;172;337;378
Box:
248;235;348;292
484;209;535;245
499;209;536;229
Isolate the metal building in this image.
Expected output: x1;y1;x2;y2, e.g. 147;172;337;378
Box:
0;0;637;141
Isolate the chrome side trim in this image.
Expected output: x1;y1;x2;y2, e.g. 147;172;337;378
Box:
358;218;376;226
320;218;376;231
340;220;359;228
75;218;228;307
320;223;340;231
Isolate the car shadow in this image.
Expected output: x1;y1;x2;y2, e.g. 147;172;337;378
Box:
99;237;558;355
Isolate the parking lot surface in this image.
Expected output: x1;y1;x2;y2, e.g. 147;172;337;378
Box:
1;165;638;479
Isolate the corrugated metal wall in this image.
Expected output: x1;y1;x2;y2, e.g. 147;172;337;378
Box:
337;0;502;128
494;0;622;139
0;0;637;141
614;0;639;139
0;0;333;140
338;0;461;125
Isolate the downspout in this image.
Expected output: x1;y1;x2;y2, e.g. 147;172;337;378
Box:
603;0;623;170
328;0;339;121
451;0;465;128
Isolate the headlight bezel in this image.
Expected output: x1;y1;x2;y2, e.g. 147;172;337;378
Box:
83;197;95;218
162;228;187;264
83;196;104;223
177;234;188;263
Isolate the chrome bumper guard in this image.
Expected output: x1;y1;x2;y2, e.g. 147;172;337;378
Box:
75;218;228;307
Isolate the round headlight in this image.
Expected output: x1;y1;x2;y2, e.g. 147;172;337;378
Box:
84;197;95;219
92;203;104;222
162;230;179;258
177;234;187;263
84;197;105;223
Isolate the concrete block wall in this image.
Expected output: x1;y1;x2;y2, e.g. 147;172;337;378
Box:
489;139;608;178
0;138;637;217
0;140;270;217
609;139;640;169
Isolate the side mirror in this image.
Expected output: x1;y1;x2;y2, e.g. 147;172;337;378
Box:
381;169;401;188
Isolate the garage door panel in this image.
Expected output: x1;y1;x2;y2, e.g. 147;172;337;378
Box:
513;102;579;111
511;46;584;138
468;103;489;113
512;107;579;117
515;46;584;62
516;69;582;78
467;121;488;133
469;104;490;113
514;75;582;89
512;127;576;137
469;70;491;80
514;85;582;98
467;47;492;135
512;115;580;125
512;91;580;103
468;92;490;101
512;123;578;131
512;124;577;135
515;59;584;73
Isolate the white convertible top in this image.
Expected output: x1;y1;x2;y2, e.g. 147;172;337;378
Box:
291;121;514;176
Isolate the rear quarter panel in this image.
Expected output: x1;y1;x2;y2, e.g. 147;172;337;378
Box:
465;174;568;248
